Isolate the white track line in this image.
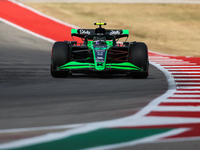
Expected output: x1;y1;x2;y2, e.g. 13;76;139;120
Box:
176;83;200;85
175;79;200;81
177;87;200;89
173;75;200;77
162;100;200;102
150;60;184;62
171;72;200;74
154;106;200;111
0;18;55;43
0;124;83;134
169;69;200;71
155;62;194;64
9;0;80;29
163;66;200;68
175;91;200;93
149;56;168;57
169;95;200;97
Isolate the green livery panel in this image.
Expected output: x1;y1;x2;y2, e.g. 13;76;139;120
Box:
59;61;142;71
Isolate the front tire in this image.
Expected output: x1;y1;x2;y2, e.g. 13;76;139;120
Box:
51;42;70;78
129;42;149;78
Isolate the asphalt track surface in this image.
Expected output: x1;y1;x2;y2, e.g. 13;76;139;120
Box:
0;20;170;131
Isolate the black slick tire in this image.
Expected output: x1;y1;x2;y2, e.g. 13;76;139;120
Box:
129;42;149;78
51;42;70;78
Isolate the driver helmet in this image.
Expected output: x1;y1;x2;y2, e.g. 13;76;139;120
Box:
93;37;106;45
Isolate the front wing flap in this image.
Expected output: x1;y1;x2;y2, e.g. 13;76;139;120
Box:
58;61;143;72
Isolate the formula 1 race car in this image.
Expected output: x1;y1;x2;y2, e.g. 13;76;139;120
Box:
51;23;149;78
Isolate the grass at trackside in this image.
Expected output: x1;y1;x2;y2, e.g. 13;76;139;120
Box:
26;3;200;57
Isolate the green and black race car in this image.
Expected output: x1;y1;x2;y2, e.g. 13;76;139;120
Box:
51;23;149;78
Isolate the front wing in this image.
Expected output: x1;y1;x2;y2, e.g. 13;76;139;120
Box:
58;61;144;72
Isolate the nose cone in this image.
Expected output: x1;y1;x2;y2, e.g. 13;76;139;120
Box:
93;46;107;71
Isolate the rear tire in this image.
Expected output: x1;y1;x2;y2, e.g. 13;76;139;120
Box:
51;42;70;78
129;42;149;78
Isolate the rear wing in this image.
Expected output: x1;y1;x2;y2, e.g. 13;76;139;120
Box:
71;29;129;39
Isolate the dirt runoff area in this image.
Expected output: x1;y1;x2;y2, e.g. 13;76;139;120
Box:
18;0;200;3
21;1;200;57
